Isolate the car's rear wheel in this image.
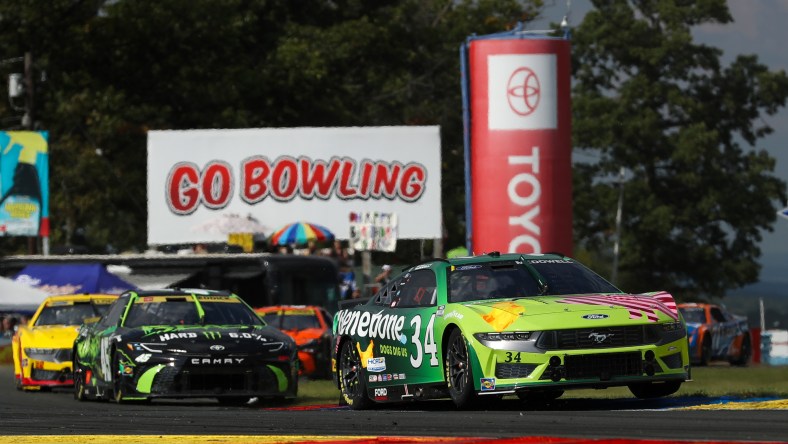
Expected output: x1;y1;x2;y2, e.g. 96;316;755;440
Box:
338;339;372;410
730;334;751;366
445;329;479;410
628;381;682;399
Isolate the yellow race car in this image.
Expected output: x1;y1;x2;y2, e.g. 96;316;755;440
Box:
12;294;117;390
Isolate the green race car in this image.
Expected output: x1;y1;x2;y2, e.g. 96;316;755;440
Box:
72;288;298;404
332;252;690;409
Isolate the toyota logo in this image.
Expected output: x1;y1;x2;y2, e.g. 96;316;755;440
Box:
506;67;541;116
210;345;225;351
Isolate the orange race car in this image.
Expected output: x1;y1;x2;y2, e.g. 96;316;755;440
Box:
256;305;333;378
677;302;751;366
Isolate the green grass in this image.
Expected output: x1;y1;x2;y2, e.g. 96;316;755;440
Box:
296;365;788;406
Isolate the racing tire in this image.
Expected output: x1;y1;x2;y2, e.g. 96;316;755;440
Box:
699;335;712;366
73;358;87;402
517;389;564;404
730;334;751;367
338;339;373;410
628;381;682;399
112;350;126;404
445;329;479;410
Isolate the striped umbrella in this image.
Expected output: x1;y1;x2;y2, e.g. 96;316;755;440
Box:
269;221;335;246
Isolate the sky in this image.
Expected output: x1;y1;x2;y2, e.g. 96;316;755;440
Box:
534;1;788;286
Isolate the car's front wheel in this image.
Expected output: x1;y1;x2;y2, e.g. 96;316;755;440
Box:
73;357;87;401
444;329;479;409
338;339;372;410
112;350;126;404
628;381;682;399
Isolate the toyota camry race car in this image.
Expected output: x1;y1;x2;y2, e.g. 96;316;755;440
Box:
13;294;117;390
677;302;751;366
73;288;298;403
332;252;690;409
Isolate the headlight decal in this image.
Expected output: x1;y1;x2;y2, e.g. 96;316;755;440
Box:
266;365;288;392
136;364;166;394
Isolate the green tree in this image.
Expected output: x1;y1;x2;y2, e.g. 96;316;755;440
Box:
0;0;543;255
571;0;788;299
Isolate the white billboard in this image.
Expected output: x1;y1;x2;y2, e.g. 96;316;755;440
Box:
147;127;442;245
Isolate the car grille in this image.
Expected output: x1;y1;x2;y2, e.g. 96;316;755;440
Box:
536;326;659;350
31;368;71;381
495;363;537;379
562;352;642;380
148;362;286;395
184;368;251;391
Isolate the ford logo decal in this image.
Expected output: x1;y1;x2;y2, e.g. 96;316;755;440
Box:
210;345;225;351
582;314;609;320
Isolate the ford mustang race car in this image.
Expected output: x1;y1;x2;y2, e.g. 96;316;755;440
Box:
256;305;334;379
677;302;751;366
12;294;117;390
73;288;298;403
332;252;690;409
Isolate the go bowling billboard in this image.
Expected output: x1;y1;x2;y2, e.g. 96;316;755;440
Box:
461;30;572;255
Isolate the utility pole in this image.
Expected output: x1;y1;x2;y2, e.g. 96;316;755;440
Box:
23;52;33;130
611;166;625;286
23;52;41;255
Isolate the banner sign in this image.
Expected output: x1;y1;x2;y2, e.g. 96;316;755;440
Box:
463;33;572;255
147;127;441;245
349;211;398;252
0;131;49;237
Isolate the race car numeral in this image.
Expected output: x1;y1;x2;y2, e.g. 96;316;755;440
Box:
504;352;522;363
409;313;439;368
409;316;423;367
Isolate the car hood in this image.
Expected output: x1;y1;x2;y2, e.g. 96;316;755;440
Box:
20;325;80;348
119;324;294;353
281;328;326;344
453;292;679;332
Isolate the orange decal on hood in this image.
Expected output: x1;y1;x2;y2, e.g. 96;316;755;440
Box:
482;302;524;332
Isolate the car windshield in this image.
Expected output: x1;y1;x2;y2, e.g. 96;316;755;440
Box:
123;296;263;328
679;307;705;324
527;259;621;295
35;301;111;326
262;310;320;330
448;259;620;303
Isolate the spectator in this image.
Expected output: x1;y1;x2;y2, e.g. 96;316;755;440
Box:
330;239;353;268
339;267;360;299
2;316;18;338
374;264;393;286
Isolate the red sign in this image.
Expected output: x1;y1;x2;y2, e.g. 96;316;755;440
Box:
468;37;572;255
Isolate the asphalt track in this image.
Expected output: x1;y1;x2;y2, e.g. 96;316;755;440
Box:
1;365;786;443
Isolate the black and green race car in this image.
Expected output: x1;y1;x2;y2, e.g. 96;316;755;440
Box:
332;252;690;409
73;288;298;404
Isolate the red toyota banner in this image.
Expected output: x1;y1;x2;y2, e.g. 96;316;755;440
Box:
467;36;572;255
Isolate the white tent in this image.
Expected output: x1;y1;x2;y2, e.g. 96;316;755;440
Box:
0;276;48;312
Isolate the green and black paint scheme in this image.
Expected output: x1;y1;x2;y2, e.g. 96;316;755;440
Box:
73;288;298;403
332;252;690;409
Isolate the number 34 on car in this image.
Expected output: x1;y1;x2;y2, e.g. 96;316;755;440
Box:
331;252;690;409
